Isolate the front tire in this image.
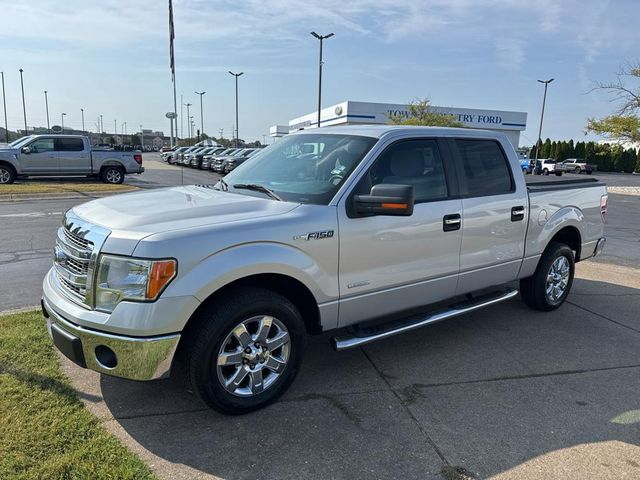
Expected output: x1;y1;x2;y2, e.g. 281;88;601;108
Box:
543;168;549;175
185;287;306;414
101;166;125;184
520;241;575;311
575;166;582;174
0;164;16;184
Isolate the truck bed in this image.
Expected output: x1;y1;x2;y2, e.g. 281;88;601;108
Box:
526;176;606;192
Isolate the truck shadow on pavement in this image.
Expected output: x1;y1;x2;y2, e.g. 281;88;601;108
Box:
94;277;640;480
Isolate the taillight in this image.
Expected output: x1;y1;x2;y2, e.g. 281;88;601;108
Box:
600;194;608;223
134;154;143;165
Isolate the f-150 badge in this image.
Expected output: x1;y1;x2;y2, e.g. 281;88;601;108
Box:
293;230;334;241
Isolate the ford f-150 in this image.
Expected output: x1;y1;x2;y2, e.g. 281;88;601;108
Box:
42;126;607;414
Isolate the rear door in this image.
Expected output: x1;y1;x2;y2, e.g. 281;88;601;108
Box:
21;137;58;173
56;137;90;174
450;138;528;294
337;137;463;327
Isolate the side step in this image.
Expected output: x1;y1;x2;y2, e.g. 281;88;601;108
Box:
331;288;519;351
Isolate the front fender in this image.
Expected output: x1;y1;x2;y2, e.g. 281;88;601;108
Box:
164;242;337;306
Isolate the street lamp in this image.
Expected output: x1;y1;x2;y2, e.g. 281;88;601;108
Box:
80;108;85;133
534;78;554;172
228;71;243;147
100;114;103;133
44;91;50;133
310;32;334;128
19;68;27;134
185;102;192;144
61;113;66;134
1;72;7;142
195;91;205;142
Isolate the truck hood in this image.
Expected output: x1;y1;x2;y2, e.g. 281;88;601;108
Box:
72;185;300;235
0;147;17;158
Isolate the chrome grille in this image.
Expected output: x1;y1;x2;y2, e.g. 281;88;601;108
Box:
52;211;110;307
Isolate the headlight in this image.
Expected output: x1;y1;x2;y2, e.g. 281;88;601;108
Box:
95;254;177;312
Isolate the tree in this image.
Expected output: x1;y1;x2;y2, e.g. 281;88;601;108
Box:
574;141;585;159
586;62;640;143
388;98;465;127
541;138;552;158
636;148;640;172
129;134;140;146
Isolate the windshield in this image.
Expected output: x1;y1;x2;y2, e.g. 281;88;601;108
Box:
9;136;35;148
222;133;377;204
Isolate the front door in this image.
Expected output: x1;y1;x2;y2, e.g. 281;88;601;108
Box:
21;137;58;173
337;138;462;327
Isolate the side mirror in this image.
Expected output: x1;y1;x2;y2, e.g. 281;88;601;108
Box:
354;184;414;216
21;146;31;154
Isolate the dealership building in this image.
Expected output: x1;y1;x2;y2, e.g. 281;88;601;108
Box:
270;100;527;147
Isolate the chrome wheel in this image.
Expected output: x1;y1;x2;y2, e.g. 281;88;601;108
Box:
216;315;290;397
0;168;11;184
546;256;570;303
105;169;122;183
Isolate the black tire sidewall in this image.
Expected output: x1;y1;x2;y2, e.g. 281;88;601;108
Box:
102;166;124;184
0;164;16;184
536;242;575;310
189;289;306;414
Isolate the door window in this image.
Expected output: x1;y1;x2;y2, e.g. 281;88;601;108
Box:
28;138;55;153
56;138;85;152
455;139;513;196
356;139;449;203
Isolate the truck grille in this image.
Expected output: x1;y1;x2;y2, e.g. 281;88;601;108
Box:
53;212;110;307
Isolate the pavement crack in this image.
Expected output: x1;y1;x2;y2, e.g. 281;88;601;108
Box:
567;300;640;334
112;407;211;421
400;363;640;391
359;347;450;465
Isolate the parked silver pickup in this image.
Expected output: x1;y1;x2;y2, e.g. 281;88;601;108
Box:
0;134;144;184
42;126;607;414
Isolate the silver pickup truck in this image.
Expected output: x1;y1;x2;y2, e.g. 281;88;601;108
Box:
42;126;607;414
0;134;144;184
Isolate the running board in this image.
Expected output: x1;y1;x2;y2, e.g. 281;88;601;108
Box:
331;288;519;352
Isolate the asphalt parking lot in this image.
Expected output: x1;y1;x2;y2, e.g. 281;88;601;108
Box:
2;155;640;479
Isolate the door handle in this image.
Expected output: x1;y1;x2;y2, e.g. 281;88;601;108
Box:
443;214;461;232
511;206;525;221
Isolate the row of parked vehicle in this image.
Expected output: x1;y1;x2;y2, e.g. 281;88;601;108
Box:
161;145;262;174
519;158;595;176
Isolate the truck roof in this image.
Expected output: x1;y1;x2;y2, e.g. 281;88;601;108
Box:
290;124;508;142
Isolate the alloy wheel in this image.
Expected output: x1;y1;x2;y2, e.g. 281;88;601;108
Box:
546;256;570;303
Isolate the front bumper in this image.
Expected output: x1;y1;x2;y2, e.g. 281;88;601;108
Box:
42;297;180;381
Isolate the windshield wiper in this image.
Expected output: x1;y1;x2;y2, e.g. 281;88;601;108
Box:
233;183;282;201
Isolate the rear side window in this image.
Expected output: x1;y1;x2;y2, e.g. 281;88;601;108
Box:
57;138;84;152
455;139;513;196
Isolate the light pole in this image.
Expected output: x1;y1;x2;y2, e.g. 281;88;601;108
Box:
185;102;192;144
114;119;117;143
44;91;50;133
195;91;205;142
100;114;103;133
140;124;144;149
61;113;66;134
19;68;27;134
80;108;85;133
534;78;554;172
310;32;334;128
228;71;243;147
1;72;7;142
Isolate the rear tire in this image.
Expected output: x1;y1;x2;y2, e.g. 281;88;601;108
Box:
185;287;306;415
520;241;575;311
555;171;563;176
543;168;549;175
575;166;582;174
0;164;16;184
101;166;125;184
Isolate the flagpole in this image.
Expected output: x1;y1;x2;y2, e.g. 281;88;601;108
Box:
169;0;177;148
172;73;178;148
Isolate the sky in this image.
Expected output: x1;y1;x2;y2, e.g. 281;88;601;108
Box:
0;0;638;145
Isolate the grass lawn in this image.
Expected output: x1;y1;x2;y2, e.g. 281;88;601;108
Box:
0;182;137;195
0;311;157;480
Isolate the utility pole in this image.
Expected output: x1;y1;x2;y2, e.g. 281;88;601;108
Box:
80;108;85;133
228;71;243;147
44;91;50;133
100;114;103;133
61;113;66;134
114;119;117;143
1;72;8;143
195;91;205;142
185;102;191;144
534;78;554;173
140;124;144;149
310;32;334;128
180;94;184;139
19;68;27;134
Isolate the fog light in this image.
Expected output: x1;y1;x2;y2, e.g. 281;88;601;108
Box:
95;345;117;369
